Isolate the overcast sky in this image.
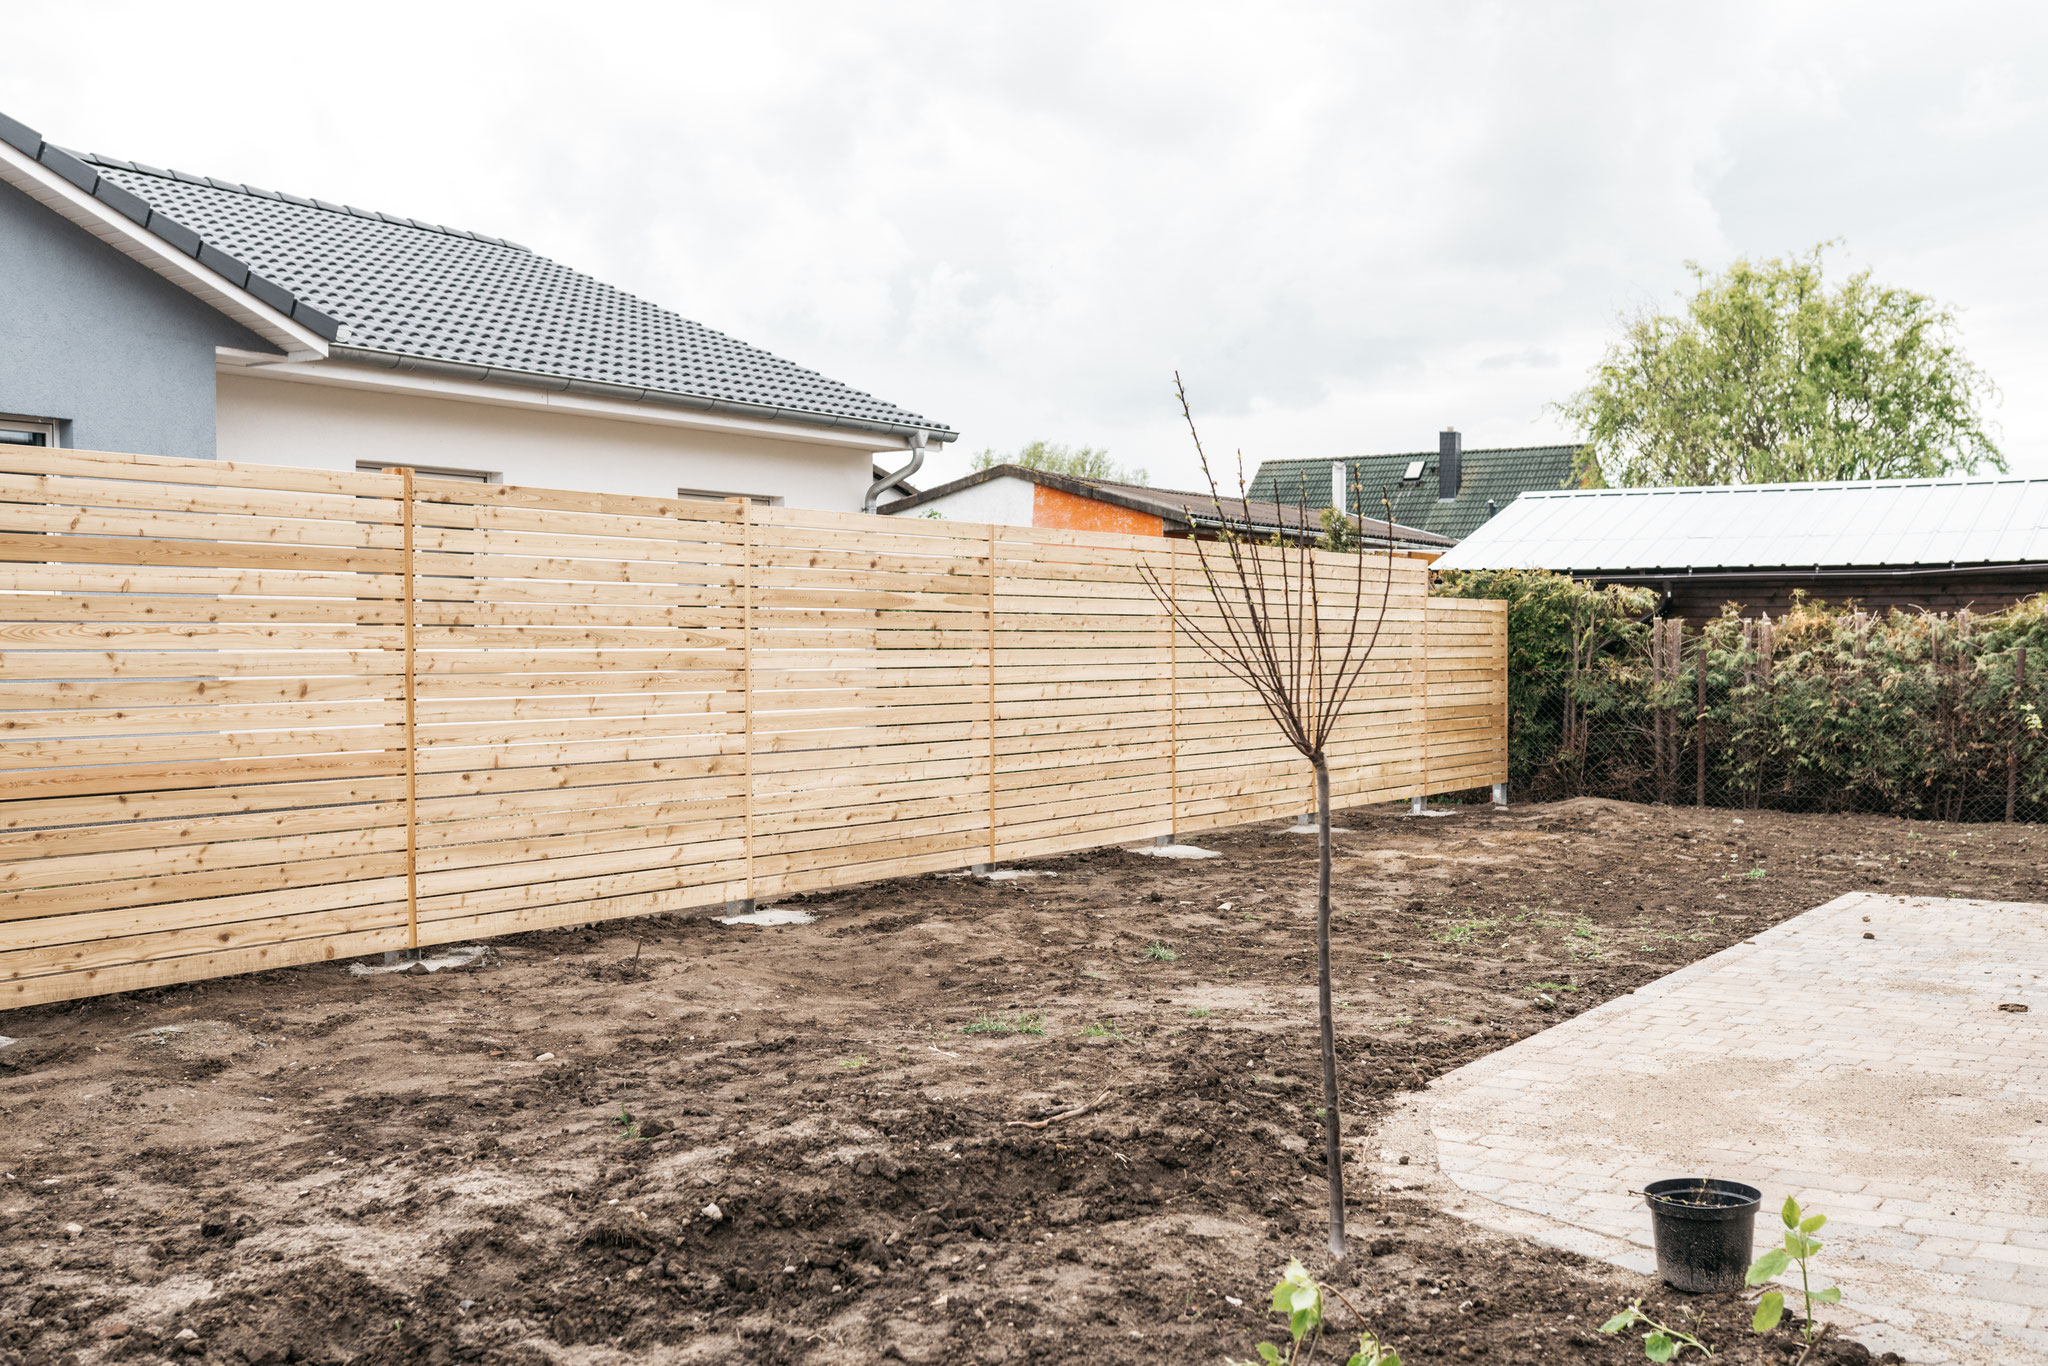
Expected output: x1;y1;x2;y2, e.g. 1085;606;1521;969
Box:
10;2;2046;488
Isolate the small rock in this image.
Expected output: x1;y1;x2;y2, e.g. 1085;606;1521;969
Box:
2000;1003;2030;1013
175;1328;199;1341
100;1322;130;1339
63;1222;83;1237
1397;1155;1410;1165
636;1117;670;1139
405;961;430;976
1863;932;1875;940
701;1201;724;1221
535;1052;555;1062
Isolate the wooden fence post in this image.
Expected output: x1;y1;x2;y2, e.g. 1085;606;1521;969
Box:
986;525;999;869
401;467;419;952
1167;538;1179;840
738;498;755;909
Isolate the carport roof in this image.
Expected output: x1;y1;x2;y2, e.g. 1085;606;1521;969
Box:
1431;476;2048;573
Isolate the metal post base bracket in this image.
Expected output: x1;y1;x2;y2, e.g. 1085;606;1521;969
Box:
1153;834;1175;848
970;863;992;876
1491;783;1508;807
725;898;755;916
1410;794;1427;815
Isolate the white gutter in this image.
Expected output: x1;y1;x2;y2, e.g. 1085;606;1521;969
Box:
329;345;955;446
221;354;929;453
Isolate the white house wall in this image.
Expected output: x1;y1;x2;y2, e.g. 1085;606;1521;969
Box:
215;371;883;512
894;476;1037;527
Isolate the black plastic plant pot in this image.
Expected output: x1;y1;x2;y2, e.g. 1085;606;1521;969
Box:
1642;1178;1762;1293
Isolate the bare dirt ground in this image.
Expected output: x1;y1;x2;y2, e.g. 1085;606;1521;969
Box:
4;798;2045;1366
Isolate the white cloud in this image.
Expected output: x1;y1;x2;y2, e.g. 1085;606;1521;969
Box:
7;0;2043;486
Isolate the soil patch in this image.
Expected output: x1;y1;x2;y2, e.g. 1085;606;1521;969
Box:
6;800;2040;1364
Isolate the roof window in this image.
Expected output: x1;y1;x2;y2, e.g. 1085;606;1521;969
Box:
1402;460;1425;482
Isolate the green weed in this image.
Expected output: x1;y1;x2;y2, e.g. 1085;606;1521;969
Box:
962;1012;1046;1037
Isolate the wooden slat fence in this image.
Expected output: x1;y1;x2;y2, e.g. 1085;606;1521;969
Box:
0;448;1506;1009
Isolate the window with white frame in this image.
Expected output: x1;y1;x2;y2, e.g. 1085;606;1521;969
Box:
0;415;60;447
355;461;498;483
679;487;782;506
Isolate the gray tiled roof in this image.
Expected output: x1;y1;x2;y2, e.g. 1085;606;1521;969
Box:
0;106;950;440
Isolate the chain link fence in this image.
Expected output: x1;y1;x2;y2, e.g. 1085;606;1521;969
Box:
1494;618;2043;822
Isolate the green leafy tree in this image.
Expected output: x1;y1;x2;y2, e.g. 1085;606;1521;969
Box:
971;439;1149;487
1558;244;2001;487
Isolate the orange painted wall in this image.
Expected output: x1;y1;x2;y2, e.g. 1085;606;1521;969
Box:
1031;483;1165;536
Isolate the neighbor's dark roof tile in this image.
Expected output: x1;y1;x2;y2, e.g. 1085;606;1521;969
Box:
1249;445;1588;542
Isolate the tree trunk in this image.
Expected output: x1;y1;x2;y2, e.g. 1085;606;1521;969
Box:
1313;759;1347;1258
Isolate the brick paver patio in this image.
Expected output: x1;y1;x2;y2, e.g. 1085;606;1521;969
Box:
1377;892;2048;1364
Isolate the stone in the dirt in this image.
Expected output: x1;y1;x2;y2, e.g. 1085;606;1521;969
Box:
99;1322;129;1339
717;906;816;926
534;1052;555;1062
1129;843;1220;859
701;1201;723;1221
175;1328;198;1341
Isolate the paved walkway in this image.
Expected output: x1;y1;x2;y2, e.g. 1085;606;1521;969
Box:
1377;892;2048;1364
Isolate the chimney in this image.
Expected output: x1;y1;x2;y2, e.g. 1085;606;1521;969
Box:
1438;428;1462;502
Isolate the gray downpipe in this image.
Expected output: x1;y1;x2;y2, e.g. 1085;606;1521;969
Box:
865;433;926;513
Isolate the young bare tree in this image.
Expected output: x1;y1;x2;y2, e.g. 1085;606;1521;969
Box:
1138;375;1399;1258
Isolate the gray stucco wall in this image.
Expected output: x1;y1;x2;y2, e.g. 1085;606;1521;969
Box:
0;179;276;459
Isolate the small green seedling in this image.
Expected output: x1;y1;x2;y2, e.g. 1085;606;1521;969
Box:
962;1012;1046;1036
1748;1196;1840;1346
612;1104;640;1140
1599;1298;1713;1361
1145;941;1179;962
1227;1259;1401;1366
838;1054;869;1068
1079;1021;1126;1041
1188;1007;1213;1018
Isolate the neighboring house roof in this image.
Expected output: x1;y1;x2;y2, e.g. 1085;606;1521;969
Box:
0;107;952;443
1432;476;2048;574
882;463;1455;549
1247;444;1586;541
